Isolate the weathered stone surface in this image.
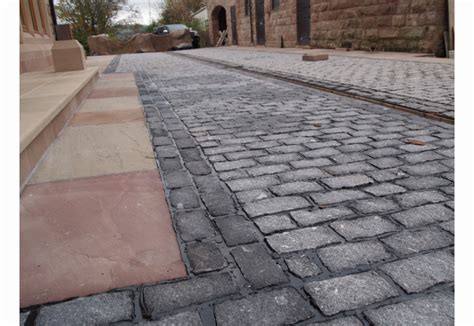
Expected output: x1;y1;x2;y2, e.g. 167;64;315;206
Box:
324;162;375;176
310;190;369;206
214;215;259;246
236;189;270;203
266;226;342;254
317;240;391;272
291;207;354;226
307;316;363;326
304;272;398;316
163;170;193;189
380;251;454;293
278;168;329;182
187;242;227;274
391;204;453;227
364;183;406;196
381;228;453;255
255;215;296;234
169;187;200;209
149;311;203;326
243;196;311;218
322;174;374;189
214;287;314;326
175;210;215;242
194;175;224;193
143;273;238;318
36;291;134;326
352;198;399;214
185;160;212;175
227;175;279;192
231;244;288;289
364;291;454;326
270;181;323;196
330;216;398;241
214;159;256;171
20;312;29;326
246;164;290;176
285;255;322;278
201;191;236;216
440;220;455;234
395;190;448;208
395;176;450;190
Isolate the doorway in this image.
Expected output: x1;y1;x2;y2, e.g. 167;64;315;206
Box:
297;0;311;45
255;0;265;45
231;6;238;45
211;6;227;44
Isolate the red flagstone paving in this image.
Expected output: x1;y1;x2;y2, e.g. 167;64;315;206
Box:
20;170;186;308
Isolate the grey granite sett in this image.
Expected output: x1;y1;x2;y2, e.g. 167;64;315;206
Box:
364;183;406;196
364;291;454;326
175;210;215;242
214;215;259;246
380;250;454;293
36;291;134;326
330;216;398;241
352;198;400;214
391;203;454;227
304;271;398;316
381;227;453;255
291;207;354;226
226;175;279;192
214;287;314;326
243;196;311;218
187;242;227;274
143;273;238;318
395;190;448;208
285;255;322;278
266;226;342;254
307;316;363;326
254;215;296;234
270;181;323;196
322;174;374;189
310;189;369;206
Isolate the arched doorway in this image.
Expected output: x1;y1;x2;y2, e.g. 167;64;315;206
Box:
211;6;227;45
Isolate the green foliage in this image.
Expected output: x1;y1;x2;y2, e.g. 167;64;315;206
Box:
55;0;127;53
159;0;205;25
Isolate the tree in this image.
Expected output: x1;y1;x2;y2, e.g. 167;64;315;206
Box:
55;0;129;51
159;0;205;25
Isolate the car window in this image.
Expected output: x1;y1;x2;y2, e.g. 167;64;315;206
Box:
167;24;188;32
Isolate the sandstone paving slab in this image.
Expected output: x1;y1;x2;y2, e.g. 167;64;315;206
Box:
70;109;144;126
214;287;314;326
20;171;186;307
29;122;155;184
78;96;142;113
304;271;399;316
364;291;454;326
35;291;134;326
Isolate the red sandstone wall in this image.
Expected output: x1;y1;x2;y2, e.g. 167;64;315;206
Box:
206;0;448;54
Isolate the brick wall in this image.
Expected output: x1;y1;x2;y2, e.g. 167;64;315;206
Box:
206;0;448;54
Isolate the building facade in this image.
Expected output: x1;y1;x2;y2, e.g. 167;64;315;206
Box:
207;0;450;55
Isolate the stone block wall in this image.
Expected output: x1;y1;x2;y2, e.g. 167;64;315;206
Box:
311;0;448;55
206;0;449;54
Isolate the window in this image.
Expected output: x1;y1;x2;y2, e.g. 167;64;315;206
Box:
245;0;250;16
272;0;280;10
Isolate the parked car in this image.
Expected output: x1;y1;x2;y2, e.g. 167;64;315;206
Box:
153;24;200;49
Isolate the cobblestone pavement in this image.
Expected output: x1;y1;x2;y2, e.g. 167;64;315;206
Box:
23;52;454;325
180;48;454;120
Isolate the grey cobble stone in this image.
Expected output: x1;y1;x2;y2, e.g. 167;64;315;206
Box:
291;207;354;226
149;311;203;326
257;153;302;164
352;198;399;214
304;140;340;149
270;181;323;196
36;291;134;326
175;138;195;148
243;196;311;218
400;144;437;153
304;271;398;316
322;174;374;189
364;183;406;196
169;187;200;209
285;255;322;278
440;220;455;234
401;162;449;176
330;216;398;241
254;215;296;234
159;157;183;172
318;240;391;272
303;148;341;158
143;273;239;318
180;148;202;161
219;170;248;181
364;291;454;326
324;162;375;176
310;189;369;206
246;140;280;149
392;204;454;227
395;176;451;190
194;175;224;193
152;136;172;146
221;136;259;145
246;164;290;177
368;169;407;182
187;242;227;274
214;159;256;172
214;287;314;326
307;316;363;326
278;168;329;182
290;158;333;168
367;147;403;158
20;312;29;326
381;227;453;255
214;215;259;246
266;226;342;254
338;143;371;153
163;170;193;189
227;175;279;192
203;145;245;156
400;151;444;164
395;190;448;208
231;243;288;289
185;160;212;175
380;250;454;293
268;144;306;154
155;145;179;158
224;150;267;160
235;189;270;203
369;157;404;169
175;210;215;242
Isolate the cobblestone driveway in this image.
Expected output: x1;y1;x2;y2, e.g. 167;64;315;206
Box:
181;48;454;119
27;52;454;325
